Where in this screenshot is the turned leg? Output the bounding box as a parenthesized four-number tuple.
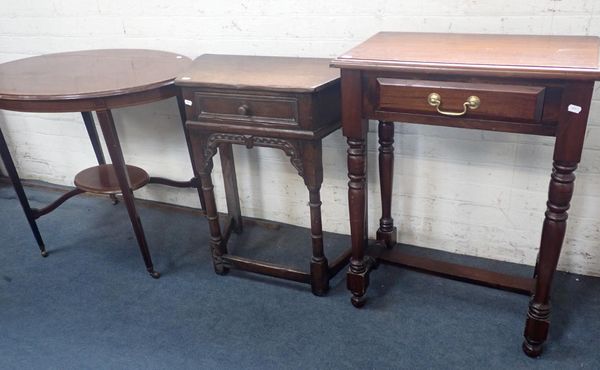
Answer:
(0, 126, 47, 256)
(176, 94, 206, 212)
(301, 140, 329, 296)
(341, 70, 373, 308)
(188, 133, 229, 275)
(376, 120, 397, 248)
(96, 109, 159, 279)
(346, 137, 374, 307)
(523, 81, 593, 357)
(219, 143, 243, 233)
(81, 111, 118, 205)
(523, 161, 575, 356)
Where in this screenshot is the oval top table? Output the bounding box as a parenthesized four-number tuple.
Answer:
(0, 49, 201, 278)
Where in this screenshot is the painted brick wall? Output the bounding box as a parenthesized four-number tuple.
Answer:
(1, 1, 600, 276)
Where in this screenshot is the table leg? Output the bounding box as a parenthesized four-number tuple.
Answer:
(301, 140, 329, 296)
(176, 94, 206, 213)
(95, 109, 159, 279)
(376, 120, 397, 248)
(0, 126, 47, 257)
(523, 81, 593, 357)
(219, 143, 243, 233)
(341, 70, 373, 308)
(188, 133, 229, 275)
(81, 111, 118, 205)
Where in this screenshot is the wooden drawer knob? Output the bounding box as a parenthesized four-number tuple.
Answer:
(237, 104, 251, 116)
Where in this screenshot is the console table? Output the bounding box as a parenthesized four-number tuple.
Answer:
(177, 55, 350, 295)
(0, 49, 203, 278)
(331, 32, 600, 356)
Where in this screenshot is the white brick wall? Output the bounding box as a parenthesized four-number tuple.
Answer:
(1, 1, 600, 276)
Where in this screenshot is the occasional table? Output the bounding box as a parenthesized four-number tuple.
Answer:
(177, 55, 350, 295)
(331, 32, 600, 356)
(0, 49, 203, 278)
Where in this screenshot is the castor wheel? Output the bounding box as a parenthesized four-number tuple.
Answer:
(522, 340, 543, 358)
(148, 270, 161, 279)
(40, 250, 49, 258)
(110, 194, 119, 205)
(351, 295, 366, 308)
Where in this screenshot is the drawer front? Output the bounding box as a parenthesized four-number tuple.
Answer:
(194, 92, 298, 125)
(376, 78, 546, 122)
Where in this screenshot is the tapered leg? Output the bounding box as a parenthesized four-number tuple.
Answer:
(95, 109, 159, 279)
(0, 126, 47, 256)
(81, 111, 118, 205)
(188, 133, 229, 275)
(523, 81, 593, 357)
(219, 143, 243, 233)
(376, 121, 397, 248)
(301, 140, 329, 296)
(176, 94, 206, 213)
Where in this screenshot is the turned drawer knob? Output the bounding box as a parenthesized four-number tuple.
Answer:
(237, 104, 251, 116)
(427, 93, 480, 117)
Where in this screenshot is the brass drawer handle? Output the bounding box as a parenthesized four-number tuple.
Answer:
(427, 93, 480, 117)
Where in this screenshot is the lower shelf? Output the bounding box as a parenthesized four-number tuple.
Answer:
(74, 164, 149, 194)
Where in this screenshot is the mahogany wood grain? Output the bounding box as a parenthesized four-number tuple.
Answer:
(372, 246, 535, 295)
(177, 54, 339, 93)
(376, 121, 396, 248)
(180, 55, 349, 295)
(335, 31, 600, 357)
(0, 49, 190, 101)
(74, 164, 149, 194)
(195, 92, 299, 126)
(0, 49, 197, 278)
(222, 255, 311, 284)
(377, 78, 546, 122)
(332, 32, 600, 79)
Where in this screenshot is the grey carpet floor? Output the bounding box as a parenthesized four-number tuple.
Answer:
(0, 182, 599, 369)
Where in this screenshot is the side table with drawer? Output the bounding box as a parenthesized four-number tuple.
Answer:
(177, 55, 351, 295)
(331, 32, 600, 356)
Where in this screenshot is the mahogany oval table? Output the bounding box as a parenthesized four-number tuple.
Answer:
(0, 49, 202, 278)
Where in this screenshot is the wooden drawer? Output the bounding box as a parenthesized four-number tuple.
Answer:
(376, 78, 546, 122)
(194, 91, 298, 126)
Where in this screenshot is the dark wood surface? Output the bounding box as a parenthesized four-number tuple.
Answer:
(74, 164, 149, 194)
(0, 49, 197, 278)
(332, 32, 600, 79)
(377, 78, 546, 122)
(0, 49, 191, 101)
(336, 31, 600, 357)
(182, 55, 349, 295)
(176, 54, 340, 93)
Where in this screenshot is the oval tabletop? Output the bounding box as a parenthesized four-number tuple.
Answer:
(0, 49, 192, 111)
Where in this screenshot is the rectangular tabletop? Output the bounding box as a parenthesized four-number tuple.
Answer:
(176, 54, 339, 93)
(331, 32, 600, 79)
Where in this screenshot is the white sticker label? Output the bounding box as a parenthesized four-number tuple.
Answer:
(568, 104, 582, 114)
(180, 76, 191, 80)
(176, 55, 183, 59)
(184, 99, 192, 106)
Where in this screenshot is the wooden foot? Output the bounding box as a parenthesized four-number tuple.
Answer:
(376, 227, 397, 249)
(310, 257, 329, 296)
